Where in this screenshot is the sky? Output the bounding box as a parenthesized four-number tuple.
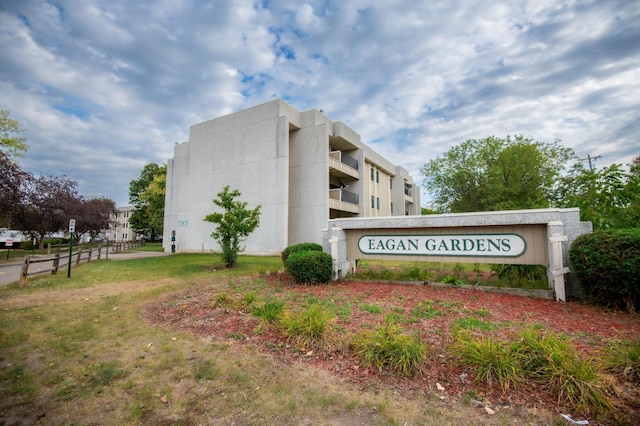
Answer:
(1, 0, 639, 207)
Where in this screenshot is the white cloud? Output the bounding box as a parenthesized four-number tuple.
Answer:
(0, 0, 638, 205)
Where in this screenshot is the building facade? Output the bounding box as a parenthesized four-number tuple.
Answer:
(112, 205, 138, 242)
(163, 99, 420, 255)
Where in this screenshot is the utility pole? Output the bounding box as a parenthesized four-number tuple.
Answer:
(578, 154, 602, 171)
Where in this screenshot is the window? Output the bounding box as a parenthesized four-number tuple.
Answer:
(370, 167, 374, 181)
(371, 195, 375, 209)
(376, 170, 379, 183)
(376, 197, 380, 210)
(390, 202, 394, 214)
(390, 179, 393, 190)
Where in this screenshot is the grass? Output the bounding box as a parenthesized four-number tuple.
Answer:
(453, 330, 524, 392)
(1, 252, 623, 424)
(352, 260, 548, 289)
(2, 254, 428, 424)
(281, 304, 336, 349)
(350, 319, 427, 376)
(603, 338, 640, 381)
(453, 326, 613, 417)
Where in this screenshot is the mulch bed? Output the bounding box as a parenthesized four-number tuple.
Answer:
(145, 273, 640, 423)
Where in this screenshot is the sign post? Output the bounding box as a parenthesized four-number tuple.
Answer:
(67, 219, 76, 278)
(5, 238, 12, 261)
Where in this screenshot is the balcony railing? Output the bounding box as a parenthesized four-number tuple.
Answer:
(340, 152, 359, 171)
(329, 188, 359, 205)
(329, 151, 359, 171)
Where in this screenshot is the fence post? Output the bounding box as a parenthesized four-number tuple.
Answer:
(19, 256, 31, 286)
(97, 244, 102, 260)
(76, 249, 81, 265)
(87, 248, 92, 263)
(52, 252, 60, 275)
(47, 243, 51, 255)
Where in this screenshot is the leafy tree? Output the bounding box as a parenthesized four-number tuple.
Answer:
(552, 160, 640, 230)
(421, 207, 439, 215)
(15, 174, 82, 250)
(70, 197, 117, 242)
(0, 152, 29, 228)
(421, 135, 573, 212)
(0, 110, 28, 159)
(129, 163, 166, 240)
(203, 186, 261, 267)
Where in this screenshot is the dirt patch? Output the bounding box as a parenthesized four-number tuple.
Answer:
(145, 274, 640, 424)
(0, 278, 176, 309)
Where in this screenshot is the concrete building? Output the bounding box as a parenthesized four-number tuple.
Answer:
(112, 205, 138, 242)
(163, 99, 420, 255)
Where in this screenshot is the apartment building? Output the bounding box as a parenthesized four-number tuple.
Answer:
(112, 205, 137, 242)
(163, 99, 420, 254)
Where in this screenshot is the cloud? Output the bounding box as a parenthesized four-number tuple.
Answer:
(0, 0, 638, 206)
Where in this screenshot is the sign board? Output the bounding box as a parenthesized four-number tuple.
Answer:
(178, 220, 189, 227)
(5, 238, 13, 247)
(105, 232, 111, 240)
(69, 219, 76, 233)
(358, 234, 526, 257)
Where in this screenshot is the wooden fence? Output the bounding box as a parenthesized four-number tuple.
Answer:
(19, 240, 144, 286)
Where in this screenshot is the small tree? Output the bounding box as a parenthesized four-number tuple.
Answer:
(203, 186, 261, 267)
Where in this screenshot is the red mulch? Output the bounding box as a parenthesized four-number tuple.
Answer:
(145, 273, 640, 423)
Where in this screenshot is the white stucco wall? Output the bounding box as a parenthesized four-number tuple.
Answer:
(164, 101, 293, 255)
(163, 99, 421, 255)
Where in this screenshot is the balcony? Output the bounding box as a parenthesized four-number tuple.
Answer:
(329, 151, 360, 179)
(404, 183, 414, 201)
(329, 188, 360, 214)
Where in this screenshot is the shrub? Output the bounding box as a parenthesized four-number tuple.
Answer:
(281, 242, 323, 263)
(284, 250, 332, 284)
(569, 229, 640, 310)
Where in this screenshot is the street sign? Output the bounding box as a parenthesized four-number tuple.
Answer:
(5, 238, 13, 247)
(69, 219, 76, 233)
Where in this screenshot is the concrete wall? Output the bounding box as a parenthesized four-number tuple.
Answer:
(164, 99, 421, 255)
(164, 101, 293, 255)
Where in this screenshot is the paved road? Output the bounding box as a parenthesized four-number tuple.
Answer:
(0, 251, 170, 287)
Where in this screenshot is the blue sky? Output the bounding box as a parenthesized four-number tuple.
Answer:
(1, 0, 638, 207)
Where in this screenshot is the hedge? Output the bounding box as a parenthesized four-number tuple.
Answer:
(284, 250, 333, 284)
(569, 229, 640, 310)
(281, 242, 323, 263)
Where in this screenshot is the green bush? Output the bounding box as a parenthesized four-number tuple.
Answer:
(284, 250, 332, 284)
(569, 229, 640, 310)
(281, 242, 323, 263)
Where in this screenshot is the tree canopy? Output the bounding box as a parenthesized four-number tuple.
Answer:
(128, 163, 166, 240)
(421, 135, 573, 213)
(203, 186, 261, 267)
(552, 159, 640, 230)
(0, 110, 28, 159)
(14, 174, 81, 249)
(0, 152, 28, 228)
